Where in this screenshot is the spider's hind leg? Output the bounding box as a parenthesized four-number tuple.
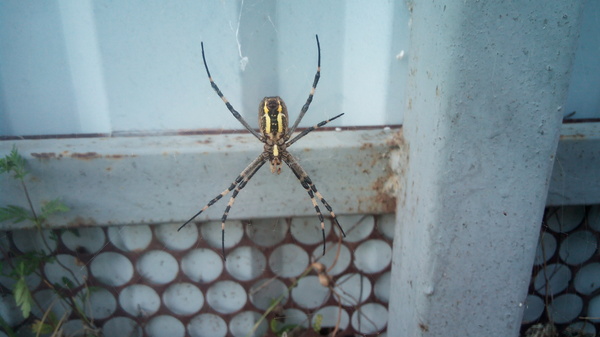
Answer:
(218, 158, 266, 258)
(179, 154, 267, 260)
(178, 180, 239, 232)
(282, 154, 346, 256)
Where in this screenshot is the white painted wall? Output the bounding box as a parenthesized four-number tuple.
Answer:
(0, 0, 409, 137)
(564, 0, 600, 120)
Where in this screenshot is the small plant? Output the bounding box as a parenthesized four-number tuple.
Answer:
(0, 146, 100, 337)
(0, 146, 69, 231)
(249, 258, 344, 337)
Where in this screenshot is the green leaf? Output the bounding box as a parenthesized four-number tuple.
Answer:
(276, 324, 299, 335)
(13, 277, 33, 318)
(13, 280, 25, 302)
(0, 145, 28, 179)
(41, 199, 69, 217)
(31, 320, 54, 334)
(86, 286, 102, 293)
(48, 230, 59, 242)
(0, 205, 32, 223)
(19, 253, 49, 275)
(3, 255, 45, 281)
(15, 260, 27, 277)
(62, 277, 75, 290)
(312, 314, 323, 332)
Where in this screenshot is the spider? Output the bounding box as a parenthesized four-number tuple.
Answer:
(178, 35, 346, 258)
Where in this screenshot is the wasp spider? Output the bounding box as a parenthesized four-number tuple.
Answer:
(179, 35, 346, 258)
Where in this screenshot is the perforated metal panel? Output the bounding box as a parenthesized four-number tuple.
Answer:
(521, 205, 600, 336)
(0, 214, 394, 337)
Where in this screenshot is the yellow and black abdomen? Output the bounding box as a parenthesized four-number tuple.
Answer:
(258, 96, 289, 137)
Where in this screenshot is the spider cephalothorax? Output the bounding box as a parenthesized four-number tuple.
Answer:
(178, 35, 346, 259)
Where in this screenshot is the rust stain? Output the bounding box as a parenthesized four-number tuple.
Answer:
(366, 128, 405, 213)
(559, 133, 585, 140)
(350, 128, 406, 214)
(371, 174, 397, 214)
(196, 139, 212, 144)
(71, 152, 102, 160)
(69, 152, 137, 160)
(359, 142, 374, 150)
(67, 216, 98, 227)
(31, 152, 58, 160)
(369, 152, 380, 168)
(105, 154, 134, 159)
(386, 128, 405, 149)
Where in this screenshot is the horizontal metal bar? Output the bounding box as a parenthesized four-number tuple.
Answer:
(1, 122, 597, 230)
(0, 128, 400, 229)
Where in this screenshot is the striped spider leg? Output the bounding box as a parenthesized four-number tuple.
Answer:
(179, 35, 345, 259)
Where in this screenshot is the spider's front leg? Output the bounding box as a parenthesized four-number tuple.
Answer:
(201, 41, 262, 140)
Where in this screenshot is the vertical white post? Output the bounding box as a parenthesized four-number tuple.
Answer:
(388, 1, 584, 336)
